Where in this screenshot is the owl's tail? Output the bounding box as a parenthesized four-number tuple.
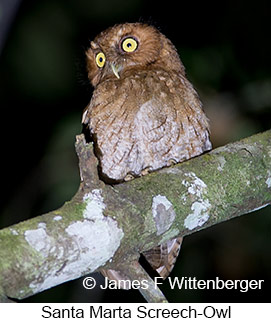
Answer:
(100, 237, 182, 290)
(143, 237, 183, 279)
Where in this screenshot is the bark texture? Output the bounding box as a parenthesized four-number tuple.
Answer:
(0, 130, 270, 302)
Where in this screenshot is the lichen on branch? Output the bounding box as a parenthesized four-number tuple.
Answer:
(0, 130, 270, 302)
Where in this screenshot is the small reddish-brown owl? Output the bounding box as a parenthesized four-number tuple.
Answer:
(82, 23, 211, 283)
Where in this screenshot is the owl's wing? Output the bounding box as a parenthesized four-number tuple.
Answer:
(134, 76, 211, 171)
(81, 79, 143, 181)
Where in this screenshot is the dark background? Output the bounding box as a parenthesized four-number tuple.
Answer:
(0, 0, 270, 302)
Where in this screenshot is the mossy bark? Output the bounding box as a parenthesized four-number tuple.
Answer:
(0, 130, 270, 302)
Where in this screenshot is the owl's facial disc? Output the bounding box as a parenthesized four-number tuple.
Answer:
(108, 37, 138, 79)
(94, 50, 120, 79)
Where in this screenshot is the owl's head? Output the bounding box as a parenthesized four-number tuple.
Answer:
(86, 23, 185, 86)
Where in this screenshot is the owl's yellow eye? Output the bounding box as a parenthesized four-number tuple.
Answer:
(96, 52, 106, 68)
(121, 37, 138, 53)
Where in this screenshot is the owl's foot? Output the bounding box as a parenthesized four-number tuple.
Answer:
(124, 173, 135, 181)
(141, 167, 152, 177)
(124, 168, 151, 181)
(167, 159, 177, 167)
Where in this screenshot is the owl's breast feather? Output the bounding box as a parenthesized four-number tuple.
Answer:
(85, 72, 211, 182)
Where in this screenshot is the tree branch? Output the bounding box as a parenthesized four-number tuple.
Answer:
(125, 260, 168, 303)
(0, 130, 270, 302)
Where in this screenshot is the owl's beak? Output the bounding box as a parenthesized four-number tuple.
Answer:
(111, 63, 120, 79)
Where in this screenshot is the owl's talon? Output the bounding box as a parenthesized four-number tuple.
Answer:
(167, 159, 177, 167)
(124, 173, 135, 181)
(141, 167, 151, 176)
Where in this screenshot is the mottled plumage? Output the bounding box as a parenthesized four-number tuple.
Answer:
(82, 23, 211, 283)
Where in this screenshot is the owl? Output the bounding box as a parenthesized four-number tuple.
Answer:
(82, 23, 212, 284)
